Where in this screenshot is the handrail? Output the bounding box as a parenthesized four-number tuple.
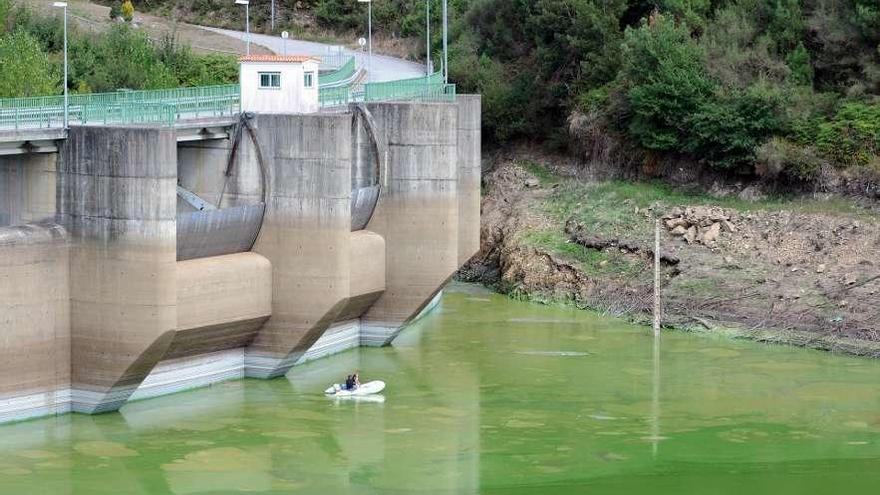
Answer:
(0, 75, 455, 130)
(319, 57, 357, 87)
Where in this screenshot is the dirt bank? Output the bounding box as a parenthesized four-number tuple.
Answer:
(461, 150, 880, 357)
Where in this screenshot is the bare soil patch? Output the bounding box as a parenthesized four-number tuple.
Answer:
(462, 149, 880, 356)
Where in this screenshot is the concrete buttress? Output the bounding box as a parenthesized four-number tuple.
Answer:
(59, 126, 178, 413)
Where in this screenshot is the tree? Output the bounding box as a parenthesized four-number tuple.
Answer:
(620, 13, 714, 151)
(0, 29, 58, 97)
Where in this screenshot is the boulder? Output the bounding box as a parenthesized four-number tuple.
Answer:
(701, 222, 722, 245)
(670, 225, 687, 236)
(684, 226, 697, 244)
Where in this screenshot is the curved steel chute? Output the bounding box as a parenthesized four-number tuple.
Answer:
(176, 113, 269, 261)
(349, 104, 387, 231)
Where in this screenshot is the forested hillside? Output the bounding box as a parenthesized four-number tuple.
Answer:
(4, 0, 880, 186)
(119, 0, 880, 186)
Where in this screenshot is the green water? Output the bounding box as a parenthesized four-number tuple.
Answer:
(2, 284, 880, 494)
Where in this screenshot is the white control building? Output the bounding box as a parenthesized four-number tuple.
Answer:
(239, 55, 320, 114)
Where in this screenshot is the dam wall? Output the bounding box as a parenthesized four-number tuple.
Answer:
(0, 224, 70, 423)
(59, 126, 179, 414)
(0, 154, 57, 227)
(360, 102, 461, 346)
(0, 97, 481, 424)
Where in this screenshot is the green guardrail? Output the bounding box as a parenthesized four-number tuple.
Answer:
(320, 72, 454, 108)
(0, 75, 455, 130)
(319, 57, 357, 87)
(0, 84, 240, 130)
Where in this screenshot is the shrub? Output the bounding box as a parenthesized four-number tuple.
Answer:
(756, 138, 824, 181)
(814, 102, 880, 167)
(685, 86, 783, 170)
(121, 1, 135, 23)
(620, 13, 714, 152)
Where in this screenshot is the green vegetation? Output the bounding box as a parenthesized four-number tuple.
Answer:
(539, 176, 872, 241)
(521, 228, 644, 279)
(0, 0, 237, 97)
(442, 0, 880, 181)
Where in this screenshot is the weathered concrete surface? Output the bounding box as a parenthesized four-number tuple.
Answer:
(360, 102, 461, 346)
(59, 126, 178, 414)
(0, 154, 58, 227)
(336, 230, 386, 321)
(241, 113, 355, 378)
(457, 95, 482, 266)
(168, 252, 272, 359)
(0, 223, 71, 423)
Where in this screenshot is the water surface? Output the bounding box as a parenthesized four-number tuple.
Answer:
(2, 284, 880, 494)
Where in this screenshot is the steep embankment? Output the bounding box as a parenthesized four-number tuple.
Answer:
(461, 151, 880, 356)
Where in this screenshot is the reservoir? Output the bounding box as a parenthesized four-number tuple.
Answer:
(1, 284, 879, 494)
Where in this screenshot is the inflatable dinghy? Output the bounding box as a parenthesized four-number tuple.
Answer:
(324, 380, 386, 397)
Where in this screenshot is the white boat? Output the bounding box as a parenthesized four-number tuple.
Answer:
(324, 380, 386, 397)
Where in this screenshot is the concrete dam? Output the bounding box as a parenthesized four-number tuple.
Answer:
(0, 96, 481, 424)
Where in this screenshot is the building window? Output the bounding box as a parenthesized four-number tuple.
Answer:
(304, 71, 315, 88)
(259, 72, 281, 89)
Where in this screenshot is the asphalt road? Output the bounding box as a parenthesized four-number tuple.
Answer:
(202, 27, 427, 82)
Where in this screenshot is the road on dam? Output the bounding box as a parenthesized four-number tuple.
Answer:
(202, 26, 427, 82)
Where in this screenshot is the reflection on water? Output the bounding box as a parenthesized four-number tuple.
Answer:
(2, 283, 880, 494)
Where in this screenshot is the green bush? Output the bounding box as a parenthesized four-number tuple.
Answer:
(756, 138, 824, 181)
(620, 13, 713, 152)
(812, 103, 880, 167)
(0, 29, 58, 97)
(685, 86, 783, 169)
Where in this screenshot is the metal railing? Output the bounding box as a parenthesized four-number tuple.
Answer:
(0, 75, 455, 130)
(319, 57, 357, 87)
(0, 85, 240, 130)
(320, 72, 455, 108)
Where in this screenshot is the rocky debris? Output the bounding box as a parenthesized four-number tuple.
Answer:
(663, 206, 735, 247)
(525, 178, 540, 188)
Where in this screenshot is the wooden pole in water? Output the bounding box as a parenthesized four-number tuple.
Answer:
(653, 219, 661, 336)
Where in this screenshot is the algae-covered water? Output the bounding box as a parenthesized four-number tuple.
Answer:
(2, 284, 880, 494)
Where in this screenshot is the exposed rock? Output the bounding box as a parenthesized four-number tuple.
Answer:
(701, 222, 722, 245)
(684, 226, 697, 244)
(670, 225, 687, 236)
(738, 185, 766, 202)
(816, 264, 826, 274)
(525, 178, 540, 188)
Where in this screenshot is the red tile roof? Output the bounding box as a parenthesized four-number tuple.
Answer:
(239, 55, 321, 63)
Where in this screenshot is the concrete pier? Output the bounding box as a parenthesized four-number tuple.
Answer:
(360, 102, 462, 346)
(59, 126, 179, 413)
(0, 96, 481, 424)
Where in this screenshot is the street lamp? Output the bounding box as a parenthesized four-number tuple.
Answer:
(53, 1, 68, 130)
(235, 0, 250, 56)
(442, 0, 448, 83)
(357, 0, 372, 80)
(426, 0, 430, 75)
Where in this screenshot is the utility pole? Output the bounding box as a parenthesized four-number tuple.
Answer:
(271, 0, 275, 31)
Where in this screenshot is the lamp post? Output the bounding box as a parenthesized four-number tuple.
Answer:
(442, 0, 448, 83)
(426, 0, 431, 75)
(357, 0, 372, 80)
(235, 0, 250, 56)
(53, 2, 68, 129)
